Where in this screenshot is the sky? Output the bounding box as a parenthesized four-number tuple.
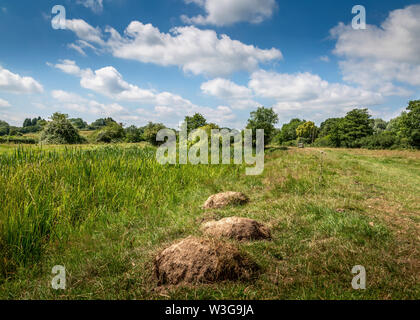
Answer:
(0, 0, 419, 129)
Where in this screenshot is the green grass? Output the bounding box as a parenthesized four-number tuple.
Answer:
(0, 145, 418, 299)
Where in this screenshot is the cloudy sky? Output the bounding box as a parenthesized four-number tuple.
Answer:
(0, 0, 419, 128)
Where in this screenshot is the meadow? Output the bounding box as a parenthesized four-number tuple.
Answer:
(0, 144, 419, 299)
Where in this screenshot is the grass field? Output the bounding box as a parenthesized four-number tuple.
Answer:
(0, 144, 419, 299)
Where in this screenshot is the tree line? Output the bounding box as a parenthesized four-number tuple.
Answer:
(0, 100, 419, 149)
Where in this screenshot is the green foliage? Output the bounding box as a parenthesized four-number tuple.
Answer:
(0, 120, 9, 136)
(358, 132, 397, 149)
(399, 100, 420, 148)
(143, 122, 167, 146)
(246, 106, 279, 146)
(124, 125, 144, 143)
(185, 113, 207, 133)
(0, 136, 37, 144)
(20, 117, 43, 134)
(372, 118, 388, 134)
(40, 113, 85, 145)
(296, 121, 318, 143)
(94, 122, 125, 143)
(313, 135, 336, 147)
(275, 118, 305, 145)
(340, 109, 374, 148)
(69, 118, 88, 130)
(89, 118, 117, 130)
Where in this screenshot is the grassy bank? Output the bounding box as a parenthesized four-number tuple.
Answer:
(0, 145, 418, 299)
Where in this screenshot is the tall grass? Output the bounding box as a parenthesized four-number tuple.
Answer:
(0, 145, 243, 279)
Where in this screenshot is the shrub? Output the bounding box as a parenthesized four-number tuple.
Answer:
(39, 113, 85, 145)
(94, 122, 125, 143)
(313, 135, 336, 147)
(0, 136, 37, 144)
(125, 125, 144, 143)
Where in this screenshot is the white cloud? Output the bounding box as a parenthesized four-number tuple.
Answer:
(182, 0, 277, 26)
(0, 98, 10, 107)
(65, 19, 105, 46)
(77, 0, 104, 14)
(200, 70, 385, 123)
(50, 89, 126, 116)
(51, 90, 86, 103)
(249, 70, 383, 108)
(65, 19, 282, 77)
(48, 60, 82, 76)
(51, 60, 237, 127)
(0, 66, 43, 94)
(201, 78, 259, 110)
(330, 5, 420, 93)
(201, 78, 252, 99)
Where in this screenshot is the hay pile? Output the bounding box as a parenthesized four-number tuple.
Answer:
(154, 237, 257, 285)
(201, 217, 271, 241)
(203, 192, 249, 209)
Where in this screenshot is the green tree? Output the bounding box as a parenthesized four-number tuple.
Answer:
(0, 120, 9, 136)
(246, 107, 279, 146)
(89, 118, 116, 130)
(22, 118, 32, 128)
(372, 118, 388, 134)
(125, 125, 144, 143)
(143, 122, 167, 146)
(319, 118, 341, 138)
(296, 121, 318, 143)
(40, 113, 85, 144)
(340, 108, 374, 148)
(69, 118, 88, 130)
(275, 118, 305, 144)
(185, 113, 207, 133)
(400, 100, 420, 148)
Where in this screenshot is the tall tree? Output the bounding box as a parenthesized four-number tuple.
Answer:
(400, 100, 420, 148)
(340, 108, 374, 147)
(246, 107, 279, 146)
(185, 113, 207, 133)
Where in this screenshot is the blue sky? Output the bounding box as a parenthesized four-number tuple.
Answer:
(0, 0, 419, 128)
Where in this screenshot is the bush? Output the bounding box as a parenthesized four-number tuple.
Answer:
(40, 113, 85, 145)
(94, 122, 125, 143)
(125, 125, 144, 143)
(358, 132, 396, 149)
(0, 136, 37, 144)
(313, 135, 337, 148)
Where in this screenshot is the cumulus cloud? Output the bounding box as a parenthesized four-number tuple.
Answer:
(64, 19, 282, 77)
(51, 89, 126, 116)
(330, 4, 420, 94)
(201, 78, 259, 110)
(200, 70, 385, 122)
(249, 70, 383, 109)
(201, 78, 252, 99)
(51, 60, 237, 127)
(182, 0, 277, 26)
(0, 98, 10, 107)
(0, 66, 43, 94)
